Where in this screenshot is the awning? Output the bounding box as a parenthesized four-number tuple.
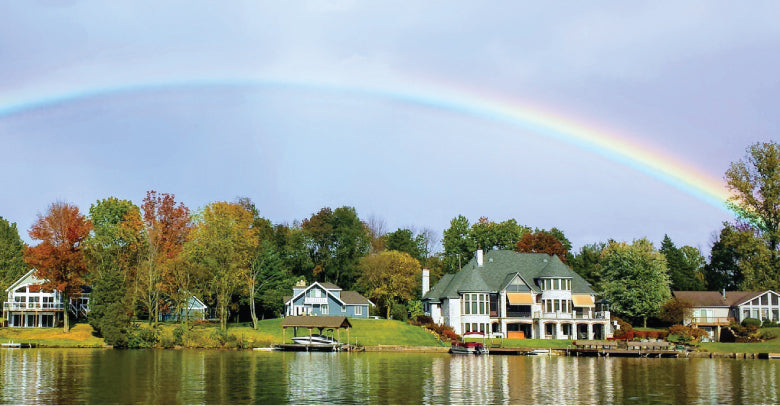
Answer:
(506, 292, 535, 305)
(572, 295, 595, 307)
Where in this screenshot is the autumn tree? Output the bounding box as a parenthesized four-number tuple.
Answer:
(658, 297, 694, 325)
(139, 191, 191, 324)
(185, 202, 257, 330)
(25, 202, 93, 332)
(84, 198, 144, 346)
(357, 251, 421, 319)
(0, 216, 27, 293)
(600, 238, 671, 327)
(515, 230, 569, 263)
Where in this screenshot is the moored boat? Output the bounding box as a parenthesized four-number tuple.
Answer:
(450, 341, 487, 355)
(291, 334, 339, 345)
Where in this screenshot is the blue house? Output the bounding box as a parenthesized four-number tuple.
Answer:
(284, 280, 373, 319)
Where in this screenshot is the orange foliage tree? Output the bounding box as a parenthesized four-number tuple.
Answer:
(139, 191, 192, 324)
(24, 202, 92, 332)
(515, 231, 569, 263)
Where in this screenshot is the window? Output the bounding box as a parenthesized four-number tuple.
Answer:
(744, 309, 750, 319)
(355, 306, 362, 316)
(462, 294, 489, 315)
(762, 295, 768, 305)
(341, 305, 347, 313)
(773, 294, 779, 306)
(321, 305, 328, 315)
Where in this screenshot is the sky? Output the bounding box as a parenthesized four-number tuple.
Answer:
(1, 1, 778, 255)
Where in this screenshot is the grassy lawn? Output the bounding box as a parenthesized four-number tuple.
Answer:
(235, 318, 442, 347)
(0, 323, 106, 347)
(463, 336, 574, 349)
(697, 327, 780, 353)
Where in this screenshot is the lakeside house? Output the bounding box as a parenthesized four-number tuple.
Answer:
(2, 269, 89, 328)
(673, 290, 780, 341)
(158, 295, 209, 322)
(284, 280, 373, 319)
(422, 249, 612, 340)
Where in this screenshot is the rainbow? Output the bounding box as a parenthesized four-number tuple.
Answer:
(0, 76, 731, 212)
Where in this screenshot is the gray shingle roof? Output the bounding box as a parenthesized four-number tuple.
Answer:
(423, 250, 594, 300)
(340, 291, 372, 305)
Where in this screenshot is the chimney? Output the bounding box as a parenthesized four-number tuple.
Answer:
(476, 249, 484, 267)
(422, 269, 430, 296)
(722, 289, 726, 299)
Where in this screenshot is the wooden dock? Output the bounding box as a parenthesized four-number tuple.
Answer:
(1, 342, 37, 349)
(569, 340, 679, 358)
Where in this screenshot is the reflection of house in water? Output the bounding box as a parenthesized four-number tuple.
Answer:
(285, 353, 371, 404)
(426, 355, 510, 404)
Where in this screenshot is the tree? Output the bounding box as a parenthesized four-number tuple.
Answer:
(24, 202, 93, 332)
(726, 141, 780, 255)
(660, 235, 705, 291)
(570, 242, 606, 291)
(442, 215, 475, 273)
(301, 206, 370, 289)
(385, 228, 424, 261)
(600, 238, 671, 327)
(186, 202, 257, 330)
(138, 191, 191, 324)
(705, 223, 777, 291)
(84, 197, 145, 346)
(722, 141, 780, 291)
(357, 251, 421, 319)
(0, 217, 27, 293)
(658, 298, 694, 325)
(515, 230, 569, 263)
(250, 240, 296, 322)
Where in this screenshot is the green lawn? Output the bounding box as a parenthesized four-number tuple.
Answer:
(698, 327, 780, 353)
(0, 323, 106, 347)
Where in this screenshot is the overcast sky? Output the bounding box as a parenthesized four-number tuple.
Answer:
(2, 1, 777, 254)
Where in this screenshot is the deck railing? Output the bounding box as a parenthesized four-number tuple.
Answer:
(691, 316, 733, 325)
(3, 302, 64, 310)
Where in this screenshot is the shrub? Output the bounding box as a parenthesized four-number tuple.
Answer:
(391, 303, 408, 321)
(658, 298, 694, 325)
(210, 328, 229, 347)
(762, 319, 779, 328)
(742, 318, 762, 329)
(667, 324, 708, 344)
(611, 316, 633, 339)
(128, 324, 160, 349)
(409, 315, 434, 326)
(173, 324, 187, 346)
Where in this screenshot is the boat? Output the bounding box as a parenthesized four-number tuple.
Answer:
(290, 334, 339, 345)
(450, 341, 487, 355)
(523, 349, 551, 356)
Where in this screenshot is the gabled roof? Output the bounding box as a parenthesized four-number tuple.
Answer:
(673, 290, 774, 307)
(285, 281, 373, 307)
(423, 250, 594, 301)
(6, 269, 46, 292)
(340, 291, 373, 306)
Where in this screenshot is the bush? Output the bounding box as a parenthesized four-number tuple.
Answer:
(173, 324, 187, 346)
(611, 316, 634, 339)
(128, 324, 160, 349)
(742, 318, 762, 329)
(409, 315, 433, 326)
(667, 324, 708, 344)
(762, 318, 779, 328)
(391, 303, 408, 321)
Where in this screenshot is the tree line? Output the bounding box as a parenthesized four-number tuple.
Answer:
(0, 141, 778, 335)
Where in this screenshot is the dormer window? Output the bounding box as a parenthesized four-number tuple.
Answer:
(541, 278, 571, 291)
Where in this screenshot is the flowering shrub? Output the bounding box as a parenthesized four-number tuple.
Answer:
(667, 324, 708, 344)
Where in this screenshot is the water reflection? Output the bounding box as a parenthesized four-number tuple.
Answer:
(0, 349, 778, 404)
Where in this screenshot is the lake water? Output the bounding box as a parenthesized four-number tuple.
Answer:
(0, 349, 778, 404)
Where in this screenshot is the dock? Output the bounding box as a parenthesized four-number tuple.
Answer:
(568, 340, 679, 358)
(1, 342, 37, 349)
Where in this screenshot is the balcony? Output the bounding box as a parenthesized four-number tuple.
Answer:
(3, 302, 64, 311)
(303, 297, 328, 305)
(691, 316, 733, 326)
(505, 311, 533, 318)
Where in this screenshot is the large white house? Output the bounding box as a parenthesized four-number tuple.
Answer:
(2, 269, 88, 328)
(673, 290, 780, 341)
(423, 249, 612, 340)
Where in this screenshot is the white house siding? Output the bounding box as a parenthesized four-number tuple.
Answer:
(737, 291, 780, 322)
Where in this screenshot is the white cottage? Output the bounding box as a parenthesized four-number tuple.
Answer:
(2, 269, 76, 327)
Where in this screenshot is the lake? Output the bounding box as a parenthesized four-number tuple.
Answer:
(0, 349, 778, 404)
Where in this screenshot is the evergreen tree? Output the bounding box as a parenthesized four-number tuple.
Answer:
(0, 216, 27, 293)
